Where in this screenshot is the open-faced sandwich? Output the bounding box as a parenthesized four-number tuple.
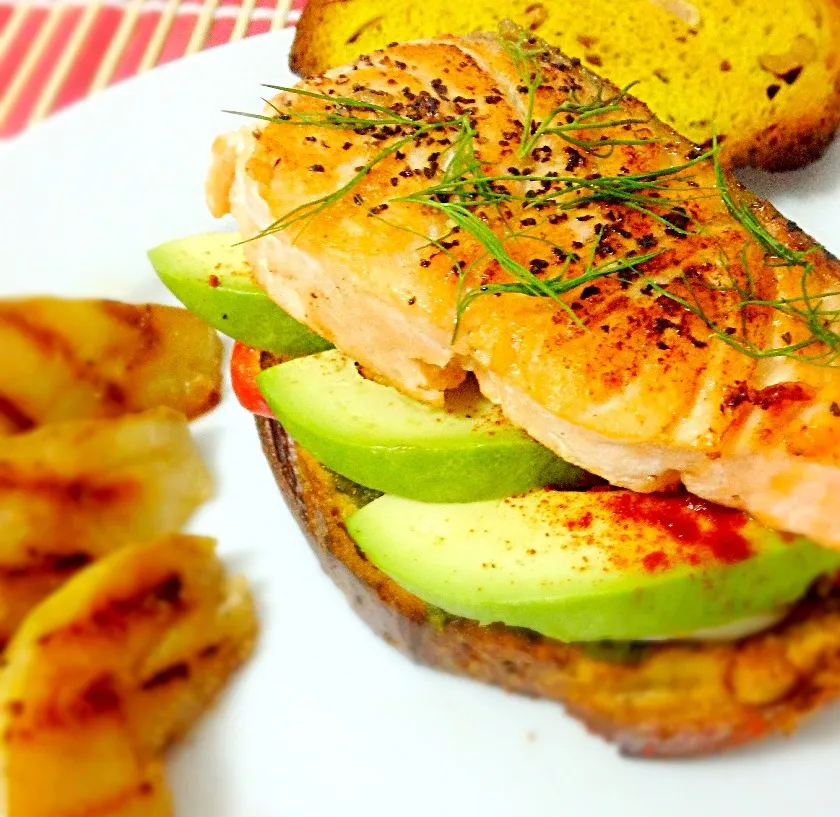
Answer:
(150, 25, 840, 757)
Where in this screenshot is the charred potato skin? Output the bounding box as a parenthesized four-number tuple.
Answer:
(258, 416, 840, 758)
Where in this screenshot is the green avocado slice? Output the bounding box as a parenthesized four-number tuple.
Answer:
(257, 349, 592, 503)
(347, 490, 840, 641)
(147, 232, 332, 356)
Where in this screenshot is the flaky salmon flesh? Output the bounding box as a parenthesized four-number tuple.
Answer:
(208, 28, 840, 550)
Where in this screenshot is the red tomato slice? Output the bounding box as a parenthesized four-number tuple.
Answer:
(230, 342, 274, 418)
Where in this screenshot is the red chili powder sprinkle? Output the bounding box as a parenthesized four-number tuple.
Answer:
(642, 550, 669, 571)
(567, 511, 593, 531)
(208, 274, 221, 288)
(606, 492, 752, 572)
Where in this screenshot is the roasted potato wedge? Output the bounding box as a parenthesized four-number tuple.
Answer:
(0, 408, 212, 645)
(0, 534, 258, 817)
(0, 298, 223, 433)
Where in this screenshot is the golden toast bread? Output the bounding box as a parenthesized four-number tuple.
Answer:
(257, 415, 840, 757)
(290, 0, 840, 170)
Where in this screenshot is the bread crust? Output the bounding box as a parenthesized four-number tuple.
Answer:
(257, 415, 840, 757)
(290, 0, 840, 171)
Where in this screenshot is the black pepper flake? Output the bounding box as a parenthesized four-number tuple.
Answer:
(395, 60, 407, 70)
(395, 150, 406, 160)
(485, 94, 502, 104)
(572, 241, 584, 250)
(531, 145, 553, 163)
(369, 204, 389, 215)
(551, 246, 577, 261)
(399, 168, 413, 178)
(766, 84, 781, 100)
(636, 234, 658, 249)
(419, 259, 431, 268)
(564, 147, 584, 171)
(520, 217, 537, 227)
(529, 258, 550, 273)
(576, 214, 594, 222)
(308, 164, 325, 173)
(353, 194, 364, 205)
(440, 239, 459, 250)
(548, 213, 568, 225)
(663, 208, 691, 237)
(781, 331, 793, 344)
(342, 141, 352, 150)
(831, 402, 840, 417)
(390, 177, 399, 187)
(430, 78, 449, 99)
(580, 285, 601, 300)
(304, 135, 316, 142)
(408, 296, 416, 305)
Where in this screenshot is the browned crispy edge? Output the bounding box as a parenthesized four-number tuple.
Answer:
(257, 416, 840, 758)
(288, 2, 840, 171)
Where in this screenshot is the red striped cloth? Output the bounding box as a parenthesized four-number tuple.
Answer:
(0, 0, 309, 138)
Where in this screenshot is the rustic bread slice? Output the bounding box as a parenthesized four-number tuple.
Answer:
(257, 415, 840, 757)
(290, 0, 840, 170)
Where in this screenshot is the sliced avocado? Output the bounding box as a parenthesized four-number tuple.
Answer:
(257, 349, 592, 503)
(347, 490, 840, 641)
(148, 232, 332, 356)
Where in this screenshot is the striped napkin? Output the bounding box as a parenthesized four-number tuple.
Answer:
(0, 0, 308, 137)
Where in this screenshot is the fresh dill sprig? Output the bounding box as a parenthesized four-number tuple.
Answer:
(498, 24, 547, 155)
(498, 24, 657, 159)
(642, 139, 840, 365)
(231, 86, 468, 239)
(521, 83, 656, 159)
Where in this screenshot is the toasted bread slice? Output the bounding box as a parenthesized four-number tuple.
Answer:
(290, 0, 840, 170)
(257, 415, 840, 757)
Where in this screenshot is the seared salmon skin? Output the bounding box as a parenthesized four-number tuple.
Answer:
(208, 27, 840, 549)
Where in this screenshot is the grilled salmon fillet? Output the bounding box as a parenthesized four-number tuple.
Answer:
(207, 28, 840, 549)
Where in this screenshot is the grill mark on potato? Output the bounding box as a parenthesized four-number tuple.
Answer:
(0, 551, 92, 580)
(76, 674, 122, 717)
(0, 394, 36, 433)
(0, 469, 140, 507)
(140, 662, 191, 691)
(0, 309, 128, 411)
(100, 301, 163, 372)
(38, 573, 187, 646)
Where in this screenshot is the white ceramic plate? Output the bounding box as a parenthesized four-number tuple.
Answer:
(3, 28, 840, 817)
